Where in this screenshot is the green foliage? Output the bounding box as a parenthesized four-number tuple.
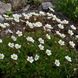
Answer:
(5, 11, 13, 17)
(55, 0, 78, 21)
(0, 30, 78, 78)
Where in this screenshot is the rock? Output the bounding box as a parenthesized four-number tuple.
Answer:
(10, 0, 27, 10)
(0, 1, 11, 14)
(41, 2, 53, 12)
(0, 15, 4, 23)
(22, 5, 30, 12)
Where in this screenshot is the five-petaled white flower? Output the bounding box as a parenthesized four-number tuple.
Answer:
(26, 36, 34, 43)
(69, 41, 75, 48)
(27, 56, 34, 63)
(58, 24, 64, 29)
(34, 54, 39, 61)
(38, 44, 44, 50)
(0, 39, 3, 43)
(11, 54, 18, 60)
(15, 44, 21, 49)
(8, 42, 14, 48)
(65, 56, 72, 62)
(68, 30, 74, 36)
(16, 30, 23, 37)
(38, 38, 44, 44)
(0, 53, 4, 59)
(46, 49, 52, 56)
(55, 59, 60, 67)
(46, 34, 51, 39)
(11, 35, 17, 41)
(70, 25, 76, 30)
(58, 40, 65, 46)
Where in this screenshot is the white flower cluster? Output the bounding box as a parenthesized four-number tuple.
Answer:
(0, 53, 18, 60)
(0, 23, 10, 28)
(0, 8, 76, 67)
(8, 42, 21, 49)
(26, 21, 43, 29)
(27, 54, 39, 63)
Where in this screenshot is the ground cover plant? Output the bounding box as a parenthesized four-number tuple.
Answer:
(0, 7, 78, 78)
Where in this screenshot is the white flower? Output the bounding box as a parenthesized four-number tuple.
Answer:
(11, 54, 18, 60)
(13, 14, 21, 22)
(58, 24, 64, 29)
(3, 14, 9, 18)
(46, 34, 51, 39)
(30, 12, 38, 16)
(58, 40, 65, 46)
(65, 56, 72, 62)
(47, 17, 52, 19)
(26, 21, 34, 29)
(69, 41, 75, 48)
(27, 56, 34, 63)
(0, 23, 6, 28)
(0, 39, 2, 43)
(34, 54, 39, 61)
(11, 35, 17, 41)
(55, 18, 61, 23)
(52, 15, 57, 20)
(45, 24, 53, 29)
(68, 30, 74, 36)
(49, 7, 55, 12)
(0, 53, 4, 59)
(26, 36, 34, 43)
(38, 38, 44, 44)
(33, 22, 42, 27)
(16, 30, 23, 37)
(39, 11, 45, 16)
(47, 13, 53, 17)
(22, 13, 31, 19)
(56, 31, 60, 35)
(61, 20, 69, 24)
(15, 44, 21, 49)
(56, 31, 66, 38)
(55, 60, 60, 67)
(75, 35, 78, 39)
(70, 25, 76, 30)
(60, 34, 66, 38)
(46, 49, 52, 56)
(4, 23, 10, 27)
(38, 44, 44, 50)
(8, 42, 14, 48)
